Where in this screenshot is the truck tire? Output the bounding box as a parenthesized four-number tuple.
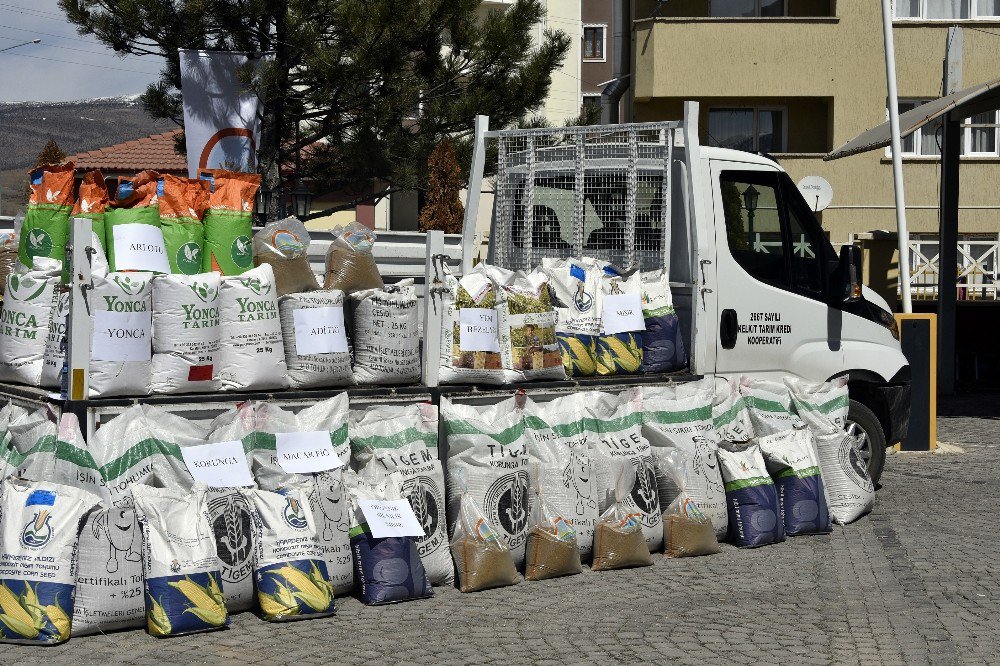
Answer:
(846, 399, 887, 484)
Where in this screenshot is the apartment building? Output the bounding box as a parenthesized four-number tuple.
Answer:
(631, 0, 1000, 262)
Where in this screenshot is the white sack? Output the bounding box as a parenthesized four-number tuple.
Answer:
(349, 281, 421, 385)
(218, 263, 287, 390)
(278, 290, 354, 389)
(150, 272, 222, 394)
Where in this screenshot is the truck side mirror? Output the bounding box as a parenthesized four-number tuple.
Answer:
(838, 244, 863, 303)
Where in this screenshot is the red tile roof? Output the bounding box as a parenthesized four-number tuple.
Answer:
(68, 129, 188, 175)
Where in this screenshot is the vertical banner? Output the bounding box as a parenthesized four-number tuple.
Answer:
(179, 49, 262, 178)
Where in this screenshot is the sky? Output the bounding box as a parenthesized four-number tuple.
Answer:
(0, 0, 164, 102)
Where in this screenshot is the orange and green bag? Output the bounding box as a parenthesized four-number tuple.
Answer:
(200, 170, 259, 275)
(71, 169, 110, 250)
(160, 175, 209, 275)
(21, 162, 75, 267)
(105, 170, 162, 271)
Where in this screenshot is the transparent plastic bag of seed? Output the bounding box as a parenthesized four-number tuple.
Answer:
(662, 494, 721, 558)
(524, 465, 582, 581)
(450, 490, 520, 592)
(252, 216, 319, 297)
(323, 222, 384, 294)
(591, 459, 653, 571)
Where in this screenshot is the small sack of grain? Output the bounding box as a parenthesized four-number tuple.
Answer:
(591, 461, 653, 571)
(253, 217, 319, 297)
(323, 222, 383, 294)
(662, 495, 721, 558)
(523, 472, 581, 581)
(450, 490, 520, 593)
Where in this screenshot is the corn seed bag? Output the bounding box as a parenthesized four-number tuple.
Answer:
(106, 171, 164, 272)
(639, 270, 686, 373)
(717, 442, 785, 548)
(541, 257, 602, 377)
(584, 390, 662, 552)
(784, 377, 850, 433)
(712, 377, 755, 442)
(245, 487, 335, 621)
(814, 430, 875, 525)
(160, 174, 209, 275)
(758, 429, 831, 536)
(0, 479, 100, 645)
(131, 483, 229, 637)
(71, 169, 110, 252)
(640, 380, 728, 539)
(522, 395, 599, 559)
(349, 282, 421, 385)
(278, 290, 355, 389)
(439, 263, 503, 385)
(200, 170, 259, 275)
(492, 267, 565, 383)
(0, 258, 61, 386)
(218, 264, 287, 391)
(442, 397, 531, 566)
(595, 268, 643, 376)
(20, 163, 75, 268)
(150, 272, 222, 394)
(739, 377, 805, 436)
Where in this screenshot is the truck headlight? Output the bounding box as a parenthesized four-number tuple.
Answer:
(875, 307, 900, 340)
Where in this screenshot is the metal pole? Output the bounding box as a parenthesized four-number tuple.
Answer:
(881, 0, 913, 313)
(67, 217, 94, 402)
(461, 115, 489, 275)
(938, 115, 960, 395)
(422, 230, 445, 388)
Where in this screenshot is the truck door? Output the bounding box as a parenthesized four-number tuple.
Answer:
(710, 161, 844, 379)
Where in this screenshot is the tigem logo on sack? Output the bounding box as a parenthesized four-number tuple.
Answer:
(400, 476, 441, 555)
(209, 494, 253, 585)
(177, 243, 202, 275)
(282, 496, 309, 530)
(570, 264, 594, 313)
(231, 236, 253, 268)
(630, 458, 660, 520)
(21, 510, 53, 549)
(485, 472, 529, 548)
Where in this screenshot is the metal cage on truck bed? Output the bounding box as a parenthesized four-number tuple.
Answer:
(488, 121, 682, 273)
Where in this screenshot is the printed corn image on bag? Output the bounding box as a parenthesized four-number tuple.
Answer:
(21, 163, 75, 268)
(540, 257, 602, 377)
(131, 483, 229, 637)
(595, 268, 643, 376)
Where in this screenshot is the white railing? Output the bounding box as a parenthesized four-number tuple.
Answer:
(907, 236, 999, 301)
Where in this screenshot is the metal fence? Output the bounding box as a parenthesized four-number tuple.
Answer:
(490, 122, 681, 272)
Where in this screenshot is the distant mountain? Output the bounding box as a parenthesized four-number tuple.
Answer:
(0, 97, 175, 172)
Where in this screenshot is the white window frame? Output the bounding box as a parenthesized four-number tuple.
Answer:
(582, 24, 606, 62)
(894, 0, 1000, 20)
(581, 93, 602, 110)
(707, 105, 788, 153)
(889, 100, 1000, 157)
(963, 110, 1000, 156)
(709, 0, 789, 17)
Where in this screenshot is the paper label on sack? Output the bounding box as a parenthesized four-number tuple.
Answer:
(602, 293, 645, 334)
(459, 308, 499, 351)
(275, 431, 345, 473)
(292, 306, 348, 355)
(92, 310, 152, 361)
(181, 440, 254, 487)
(112, 224, 170, 273)
(358, 498, 425, 538)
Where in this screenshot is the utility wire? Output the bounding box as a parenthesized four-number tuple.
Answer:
(2, 51, 160, 75)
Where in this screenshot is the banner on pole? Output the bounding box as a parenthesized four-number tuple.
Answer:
(179, 49, 262, 178)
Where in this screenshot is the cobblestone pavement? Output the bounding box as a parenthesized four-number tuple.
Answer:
(3, 395, 997, 665)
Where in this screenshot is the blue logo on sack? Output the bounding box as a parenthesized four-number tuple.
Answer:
(569, 264, 586, 282)
(283, 497, 309, 530)
(21, 511, 53, 548)
(26, 490, 55, 507)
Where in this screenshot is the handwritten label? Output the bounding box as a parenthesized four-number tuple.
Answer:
(459, 308, 499, 351)
(601, 293, 645, 334)
(112, 224, 170, 273)
(292, 306, 348, 355)
(180, 440, 253, 487)
(274, 431, 344, 473)
(91, 310, 152, 362)
(358, 498, 425, 538)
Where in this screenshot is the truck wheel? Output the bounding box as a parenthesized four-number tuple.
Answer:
(845, 399, 887, 484)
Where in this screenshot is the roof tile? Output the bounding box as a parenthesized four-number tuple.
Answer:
(66, 129, 187, 175)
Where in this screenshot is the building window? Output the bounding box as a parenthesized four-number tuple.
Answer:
(582, 94, 602, 114)
(895, 0, 1000, 19)
(710, 0, 787, 17)
(896, 101, 1000, 157)
(965, 110, 1000, 155)
(583, 25, 605, 61)
(708, 107, 786, 153)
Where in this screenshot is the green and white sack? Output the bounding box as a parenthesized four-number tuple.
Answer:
(712, 377, 755, 442)
(150, 272, 222, 394)
(583, 389, 662, 552)
(218, 264, 287, 391)
(814, 430, 875, 524)
(441, 397, 530, 566)
(522, 395, 599, 559)
(278, 290, 355, 389)
(640, 379, 728, 539)
(0, 258, 61, 386)
(784, 377, 850, 433)
(349, 281, 421, 385)
(88, 272, 153, 396)
(0, 479, 100, 645)
(439, 264, 504, 385)
(739, 377, 805, 435)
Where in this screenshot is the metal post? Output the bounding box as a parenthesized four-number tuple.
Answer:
(880, 0, 913, 313)
(67, 217, 94, 402)
(938, 113, 961, 395)
(461, 115, 489, 275)
(422, 230, 445, 388)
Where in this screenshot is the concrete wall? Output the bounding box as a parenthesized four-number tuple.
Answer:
(542, 0, 583, 124)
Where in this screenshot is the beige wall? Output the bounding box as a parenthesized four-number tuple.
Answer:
(633, 5, 1000, 242)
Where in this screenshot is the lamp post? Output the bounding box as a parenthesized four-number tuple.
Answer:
(291, 180, 312, 220)
(0, 38, 41, 54)
(255, 187, 273, 224)
(742, 184, 759, 248)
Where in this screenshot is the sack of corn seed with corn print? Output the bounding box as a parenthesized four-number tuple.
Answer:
(595, 265, 644, 376)
(491, 267, 566, 383)
(245, 487, 336, 621)
(540, 257, 602, 377)
(438, 263, 504, 385)
(131, 483, 229, 637)
(0, 479, 100, 645)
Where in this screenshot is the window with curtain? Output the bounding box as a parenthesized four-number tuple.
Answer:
(896, 0, 1000, 17)
(710, 0, 786, 16)
(583, 26, 605, 60)
(895, 102, 999, 156)
(708, 107, 786, 152)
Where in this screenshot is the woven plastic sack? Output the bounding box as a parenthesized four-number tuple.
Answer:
(640, 379, 728, 539)
(717, 442, 785, 548)
(739, 377, 805, 435)
(150, 272, 222, 394)
(200, 170, 259, 275)
(491, 266, 566, 383)
(131, 483, 229, 637)
(595, 268, 643, 376)
(784, 377, 850, 433)
(540, 257, 602, 377)
(522, 394, 599, 559)
(439, 263, 504, 385)
(0, 258, 61, 385)
(72, 169, 110, 252)
(20, 163, 75, 268)
(278, 290, 354, 389)
(591, 461, 653, 571)
(450, 491, 520, 593)
(524, 469, 582, 581)
(639, 270, 687, 373)
(159, 174, 209, 275)
(758, 429, 831, 536)
(0, 232, 18, 297)
(662, 495, 721, 558)
(89, 272, 153, 396)
(322, 222, 383, 294)
(0, 479, 100, 645)
(349, 281, 421, 385)
(814, 430, 875, 524)
(218, 263, 288, 391)
(245, 487, 336, 621)
(254, 217, 319, 297)
(442, 397, 530, 566)
(712, 377, 755, 442)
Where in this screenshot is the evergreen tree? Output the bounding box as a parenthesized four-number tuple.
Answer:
(418, 139, 465, 234)
(34, 139, 66, 168)
(61, 0, 570, 219)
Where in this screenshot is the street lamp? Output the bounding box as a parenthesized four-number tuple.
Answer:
(291, 180, 312, 220)
(742, 184, 759, 246)
(255, 187, 274, 223)
(0, 39, 41, 54)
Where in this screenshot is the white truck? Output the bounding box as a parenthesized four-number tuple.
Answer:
(457, 102, 909, 481)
